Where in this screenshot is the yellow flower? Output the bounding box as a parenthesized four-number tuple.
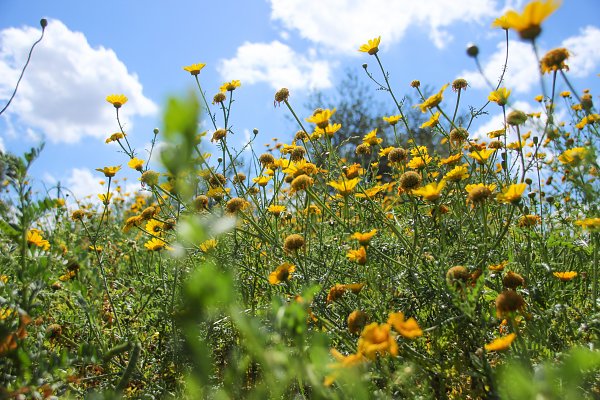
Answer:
(558, 147, 590, 165)
(105, 132, 126, 143)
(388, 312, 423, 339)
(199, 238, 218, 252)
(575, 217, 600, 230)
(123, 215, 142, 233)
(350, 229, 377, 246)
(362, 129, 382, 146)
(268, 262, 296, 284)
(106, 94, 128, 108)
(283, 159, 318, 177)
(357, 323, 398, 360)
(468, 148, 496, 164)
(127, 157, 144, 172)
(306, 108, 336, 129)
(347, 247, 367, 265)
(326, 283, 365, 303)
(407, 155, 433, 169)
(540, 48, 569, 74)
(420, 111, 441, 128)
(95, 165, 121, 178)
(553, 271, 577, 281)
(219, 80, 241, 92)
(496, 183, 527, 204)
(488, 88, 511, 106)
(267, 204, 286, 216)
(26, 229, 50, 251)
(440, 153, 463, 165)
(484, 333, 516, 352)
(518, 214, 541, 227)
(444, 165, 469, 182)
(252, 175, 272, 187)
(328, 177, 360, 197)
(466, 183, 497, 204)
(98, 193, 113, 205)
(489, 260, 508, 272)
(314, 123, 342, 138)
(183, 63, 206, 76)
(358, 36, 381, 55)
(560, 91, 571, 98)
(415, 84, 449, 113)
(412, 181, 446, 202)
(383, 115, 402, 126)
(492, 0, 560, 40)
(145, 219, 164, 236)
(144, 238, 170, 251)
(324, 349, 366, 386)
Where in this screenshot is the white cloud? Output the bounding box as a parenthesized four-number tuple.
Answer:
(219, 40, 333, 90)
(562, 26, 600, 77)
(460, 25, 600, 93)
(269, 0, 500, 52)
(0, 19, 157, 144)
(0, 136, 4, 152)
(64, 167, 102, 203)
(472, 101, 536, 140)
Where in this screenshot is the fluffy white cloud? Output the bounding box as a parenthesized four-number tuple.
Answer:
(269, 0, 500, 52)
(472, 100, 536, 140)
(219, 40, 333, 90)
(0, 19, 157, 144)
(562, 26, 600, 77)
(63, 167, 102, 203)
(0, 136, 4, 152)
(460, 25, 600, 93)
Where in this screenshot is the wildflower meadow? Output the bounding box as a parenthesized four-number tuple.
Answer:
(1, 0, 599, 398)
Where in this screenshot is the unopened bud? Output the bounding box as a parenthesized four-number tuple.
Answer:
(466, 44, 479, 58)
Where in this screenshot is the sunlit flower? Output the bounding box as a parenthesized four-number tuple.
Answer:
(489, 260, 509, 272)
(407, 154, 433, 169)
(553, 271, 578, 281)
(540, 48, 569, 74)
(225, 197, 248, 214)
(283, 234, 305, 253)
(268, 262, 296, 284)
(358, 36, 381, 55)
(383, 115, 402, 126)
(123, 215, 142, 233)
(144, 238, 170, 251)
(518, 214, 541, 227)
(412, 181, 446, 202)
(26, 229, 50, 251)
(95, 165, 121, 178)
(314, 123, 342, 138)
(420, 111, 441, 128)
(253, 175, 272, 187)
(575, 217, 600, 231)
(347, 247, 367, 265)
(324, 349, 366, 386)
(415, 84, 449, 112)
(558, 147, 589, 165)
(350, 229, 377, 247)
(326, 283, 365, 303)
(468, 148, 496, 164)
(145, 219, 164, 236)
(106, 94, 128, 108)
(328, 177, 360, 197)
(105, 132, 126, 143)
(496, 183, 527, 204)
(199, 238, 218, 252)
(306, 108, 336, 129)
(466, 183, 497, 204)
(492, 0, 560, 40)
(219, 80, 241, 92)
(444, 165, 469, 182)
(98, 193, 113, 205)
(127, 157, 144, 172)
(348, 310, 369, 334)
(362, 129, 382, 146)
(357, 323, 398, 360)
(183, 63, 206, 76)
(388, 312, 423, 339)
(485, 333, 516, 352)
(267, 204, 286, 216)
(488, 88, 511, 106)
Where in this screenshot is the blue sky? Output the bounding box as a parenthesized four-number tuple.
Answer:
(1, 0, 599, 202)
